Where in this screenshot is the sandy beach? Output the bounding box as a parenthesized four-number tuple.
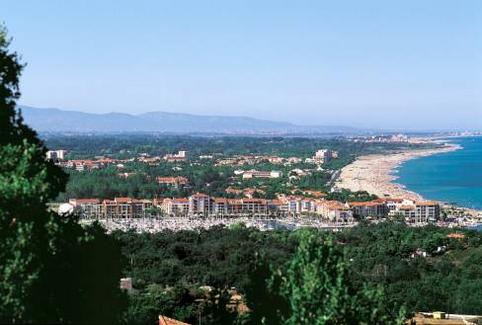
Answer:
(335, 143, 462, 201)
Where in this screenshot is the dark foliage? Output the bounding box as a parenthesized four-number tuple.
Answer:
(114, 223, 482, 324)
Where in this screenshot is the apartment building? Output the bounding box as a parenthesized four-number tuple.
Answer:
(238, 199, 269, 215)
(212, 198, 269, 216)
(315, 200, 354, 223)
(313, 149, 333, 164)
(138, 156, 162, 165)
(62, 160, 102, 171)
(156, 176, 189, 187)
(349, 199, 387, 218)
(360, 198, 441, 223)
(269, 199, 289, 214)
(69, 197, 152, 218)
(266, 156, 284, 164)
(161, 198, 190, 216)
(189, 193, 212, 216)
(278, 196, 315, 215)
(65, 193, 440, 223)
(163, 150, 188, 162)
(415, 201, 440, 223)
(242, 170, 283, 179)
(69, 198, 102, 218)
(102, 197, 153, 218)
(46, 149, 67, 161)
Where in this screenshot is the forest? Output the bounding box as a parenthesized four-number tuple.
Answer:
(114, 222, 482, 324)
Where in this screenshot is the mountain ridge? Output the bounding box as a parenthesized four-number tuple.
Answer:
(19, 105, 365, 135)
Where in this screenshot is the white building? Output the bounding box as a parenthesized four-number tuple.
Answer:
(46, 149, 67, 161)
(242, 170, 283, 179)
(313, 149, 333, 164)
(163, 150, 188, 162)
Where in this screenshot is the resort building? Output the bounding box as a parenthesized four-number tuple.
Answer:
(269, 199, 289, 214)
(407, 312, 482, 325)
(59, 159, 114, 171)
(242, 170, 283, 179)
(69, 198, 102, 218)
(385, 199, 440, 223)
(156, 176, 189, 187)
(65, 193, 440, 224)
(212, 198, 269, 216)
(286, 157, 303, 164)
(189, 193, 213, 216)
(315, 200, 354, 223)
(161, 198, 190, 216)
(102, 197, 153, 218)
(349, 199, 387, 218)
(138, 156, 162, 165)
(69, 197, 153, 218)
(163, 150, 188, 162)
(415, 201, 440, 223)
(312, 149, 334, 164)
(266, 156, 284, 164)
(46, 149, 67, 161)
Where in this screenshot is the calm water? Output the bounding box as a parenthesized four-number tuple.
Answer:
(396, 137, 482, 210)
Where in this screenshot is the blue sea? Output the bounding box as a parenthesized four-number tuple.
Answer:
(396, 137, 482, 210)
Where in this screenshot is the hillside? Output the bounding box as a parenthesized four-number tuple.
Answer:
(20, 106, 364, 135)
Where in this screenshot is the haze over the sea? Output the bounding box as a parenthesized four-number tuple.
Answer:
(397, 137, 482, 210)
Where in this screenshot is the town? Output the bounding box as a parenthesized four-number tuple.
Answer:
(65, 195, 440, 226)
(42, 133, 482, 237)
(44, 136, 474, 234)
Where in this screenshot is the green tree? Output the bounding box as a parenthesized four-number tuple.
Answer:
(0, 26, 125, 323)
(243, 256, 289, 325)
(278, 231, 404, 325)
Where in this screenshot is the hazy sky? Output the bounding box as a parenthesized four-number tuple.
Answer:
(3, 0, 482, 130)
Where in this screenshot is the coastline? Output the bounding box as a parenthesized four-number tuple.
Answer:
(335, 142, 462, 202)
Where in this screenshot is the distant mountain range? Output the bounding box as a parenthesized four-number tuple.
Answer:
(19, 106, 366, 135)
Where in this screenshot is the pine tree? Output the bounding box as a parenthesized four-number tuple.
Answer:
(279, 231, 405, 325)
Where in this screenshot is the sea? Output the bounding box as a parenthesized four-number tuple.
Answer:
(396, 136, 482, 211)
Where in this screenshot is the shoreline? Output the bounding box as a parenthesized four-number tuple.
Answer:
(335, 142, 462, 202)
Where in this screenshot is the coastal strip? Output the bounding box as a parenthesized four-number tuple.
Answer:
(335, 143, 462, 201)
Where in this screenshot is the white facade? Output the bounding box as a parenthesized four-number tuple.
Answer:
(46, 149, 67, 160)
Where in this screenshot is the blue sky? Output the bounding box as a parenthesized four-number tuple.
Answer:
(3, 0, 482, 130)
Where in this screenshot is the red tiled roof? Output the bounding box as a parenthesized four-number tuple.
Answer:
(115, 197, 132, 203)
(373, 198, 388, 203)
(303, 190, 326, 197)
(191, 192, 209, 197)
(447, 233, 465, 239)
(227, 199, 243, 205)
(385, 198, 404, 203)
(159, 315, 190, 325)
(322, 200, 349, 210)
(416, 201, 439, 207)
(349, 201, 383, 207)
(157, 176, 188, 184)
(399, 205, 415, 210)
(242, 199, 267, 204)
(70, 198, 100, 204)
